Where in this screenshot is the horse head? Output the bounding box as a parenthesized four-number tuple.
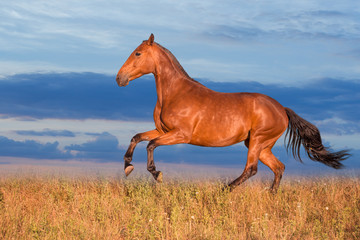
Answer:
(116, 34, 156, 86)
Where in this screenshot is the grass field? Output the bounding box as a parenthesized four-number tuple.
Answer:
(0, 162, 359, 239)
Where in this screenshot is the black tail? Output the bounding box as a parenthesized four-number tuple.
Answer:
(284, 107, 350, 169)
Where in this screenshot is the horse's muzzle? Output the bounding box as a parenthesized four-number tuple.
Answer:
(116, 73, 130, 87)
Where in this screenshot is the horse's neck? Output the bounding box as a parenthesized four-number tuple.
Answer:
(153, 50, 195, 105)
(153, 69, 191, 105)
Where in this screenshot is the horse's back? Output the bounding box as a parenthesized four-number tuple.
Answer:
(187, 90, 288, 147)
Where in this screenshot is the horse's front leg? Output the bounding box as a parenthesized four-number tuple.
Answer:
(124, 129, 161, 176)
(146, 129, 190, 182)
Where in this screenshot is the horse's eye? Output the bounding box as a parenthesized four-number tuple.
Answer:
(135, 52, 141, 56)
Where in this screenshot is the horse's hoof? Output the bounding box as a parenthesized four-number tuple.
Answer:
(124, 165, 134, 177)
(156, 171, 163, 183)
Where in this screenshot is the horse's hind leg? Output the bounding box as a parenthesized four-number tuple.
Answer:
(259, 147, 285, 193)
(124, 129, 161, 176)
(227, 138, 261, 191)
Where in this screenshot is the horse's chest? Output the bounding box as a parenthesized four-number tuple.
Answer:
(153, 105, 172, 133)
(158, 110, 177, 131)
(154, 105, 193, 133)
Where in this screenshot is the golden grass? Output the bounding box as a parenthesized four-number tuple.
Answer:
(0, 173, 359, 239)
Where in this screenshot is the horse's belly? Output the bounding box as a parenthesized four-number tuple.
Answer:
(189, 121, 250, 147)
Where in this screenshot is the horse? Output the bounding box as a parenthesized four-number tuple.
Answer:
(116, 34, 349, 192)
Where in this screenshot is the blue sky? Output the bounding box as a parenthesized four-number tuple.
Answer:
(0, 1, 359, 173)
(1, 1, 360, 83)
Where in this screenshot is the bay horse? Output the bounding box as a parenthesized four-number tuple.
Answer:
(116, 34, 349, 192)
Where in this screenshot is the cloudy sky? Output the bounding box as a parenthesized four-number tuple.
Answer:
(0, 1, 359, 174)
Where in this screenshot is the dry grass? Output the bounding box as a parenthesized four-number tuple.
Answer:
(0, 172, 359, 239)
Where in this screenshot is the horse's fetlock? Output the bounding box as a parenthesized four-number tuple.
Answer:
(147, 165, 155, 172)
(124, 151, 132, 159)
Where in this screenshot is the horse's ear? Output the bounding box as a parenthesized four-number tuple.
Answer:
(147, 33, 154, 46)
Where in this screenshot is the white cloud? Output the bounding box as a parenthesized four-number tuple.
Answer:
(321, 133, 360, 150)
(2, 0, 359, 47)
(0, 61, 69, 78)
(0, 60, 117, 78)
(314, 117, 360, 135)
(0, 117, 155, 149)
(0, 0, 359, 83)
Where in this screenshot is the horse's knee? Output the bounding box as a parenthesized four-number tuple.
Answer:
(131, 134, 141, 144)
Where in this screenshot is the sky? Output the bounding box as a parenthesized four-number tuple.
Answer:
(0, 1, 359, 175)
